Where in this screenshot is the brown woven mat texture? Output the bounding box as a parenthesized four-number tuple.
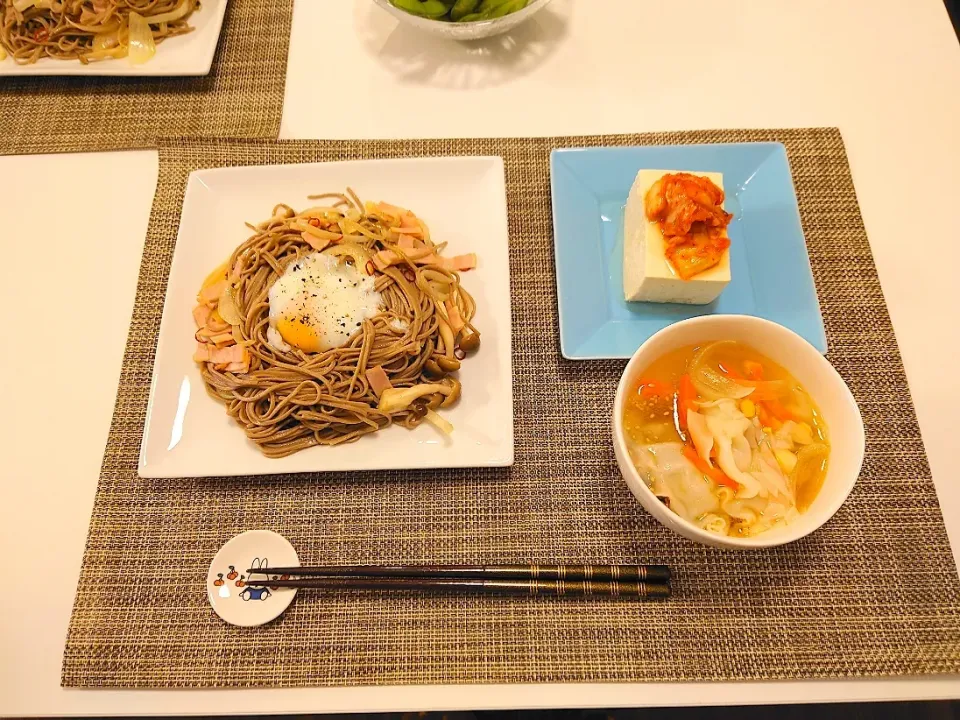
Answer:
(62, 129, 960, 688)
(0, 1, 292, 156)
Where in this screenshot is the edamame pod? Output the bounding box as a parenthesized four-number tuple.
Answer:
(393, 0, 529, 22)
(391, 0, 450, 18)
(484, 0, 528, 18)
(450, 0, 481, 21)
(478, 0, 514, 11)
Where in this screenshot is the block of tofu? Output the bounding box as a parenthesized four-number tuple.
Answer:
(623, 169, 731, 305)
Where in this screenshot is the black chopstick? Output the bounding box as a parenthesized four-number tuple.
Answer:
(247, 564, 671, 583)
(245, 575, 670, 599)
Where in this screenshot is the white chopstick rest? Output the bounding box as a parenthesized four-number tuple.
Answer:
(207, 530, 300, 627)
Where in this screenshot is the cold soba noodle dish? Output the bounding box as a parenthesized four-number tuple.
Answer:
(622, 342, 830, 537)
(192, 189, 480, 458)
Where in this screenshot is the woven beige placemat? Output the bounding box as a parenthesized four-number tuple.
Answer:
(62, 129, 960, 688)
(0, 1, 292, 156)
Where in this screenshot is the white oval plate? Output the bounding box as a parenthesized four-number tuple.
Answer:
(207, 530, 300, 627)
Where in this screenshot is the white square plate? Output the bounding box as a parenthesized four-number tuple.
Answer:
(140, 156, 514, 478)
(0, 0, 227, 76)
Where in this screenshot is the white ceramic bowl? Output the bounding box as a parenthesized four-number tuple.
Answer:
(612, 315, 865, 549)
(372, 0, 556, 40)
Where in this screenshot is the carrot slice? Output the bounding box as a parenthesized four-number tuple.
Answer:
(637, 379, 671, 399)
(743, 360, 765, 381)
(719, 363, 744, 380)
(682, 444, 738, 489)
(756, 402, 783, 431)
(762, 398, 796, 423)
(676, 374, 696, 431)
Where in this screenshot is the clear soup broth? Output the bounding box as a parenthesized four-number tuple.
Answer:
(623, 341, 829, 537)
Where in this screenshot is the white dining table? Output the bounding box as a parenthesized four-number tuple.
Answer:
(2, 0, 960, 715)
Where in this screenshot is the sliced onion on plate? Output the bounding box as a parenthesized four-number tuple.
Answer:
(217, 285, 243, 325)
(127, 11, 156, 65)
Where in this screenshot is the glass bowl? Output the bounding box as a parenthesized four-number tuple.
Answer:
(371, 0, 557, 40)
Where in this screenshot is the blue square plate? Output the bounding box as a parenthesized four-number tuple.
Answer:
(550, 143, 826, 359)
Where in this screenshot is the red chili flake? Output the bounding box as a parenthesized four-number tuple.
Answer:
(365, 260, 376, 276)
(402, 268, 416, 282)
(32, 27, 49, 42)
(308, 217, 320, 227)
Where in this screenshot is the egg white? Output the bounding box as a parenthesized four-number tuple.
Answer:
(266, 252, 382, 353)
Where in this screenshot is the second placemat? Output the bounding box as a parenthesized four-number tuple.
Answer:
(62, 129, 960, 687)
(0, 0, 292, 156)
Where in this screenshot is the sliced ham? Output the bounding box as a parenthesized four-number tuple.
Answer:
(294, 220, 342, 251)
(377, 201, 409, 218)
(396, 213, 424, 236)
(445, 300, 465, 334)
(442, 253, 477, 272)
(397, 234, 416, 249)
(223, 360, 249, 374)
(415, 253, 441, 266)
(196, 325, 226, 340)
(210, 331, 235, 346)
(295, 220, 342, 241)
(217, 345, 247, 364)
(406, 246, 436, 261)
(300, 231, 331, 252)
(365, 365, 393, 397)
(373, 250, 400, 271)
(193, 304, 211, 329)
(393, 245, 434, 263)
(194, 343, 248, 367)
(205, 311, 231, 333)
(375, 247, 477, 273)
(377, 246, 433, 269)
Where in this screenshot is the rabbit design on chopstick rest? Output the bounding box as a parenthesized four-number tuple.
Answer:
(239, 557, 272, 602)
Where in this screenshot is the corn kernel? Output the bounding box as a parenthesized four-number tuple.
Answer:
(740, 399, 756, 418)
(792, 421, 815, 445)
(774, 449, 798, 474)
